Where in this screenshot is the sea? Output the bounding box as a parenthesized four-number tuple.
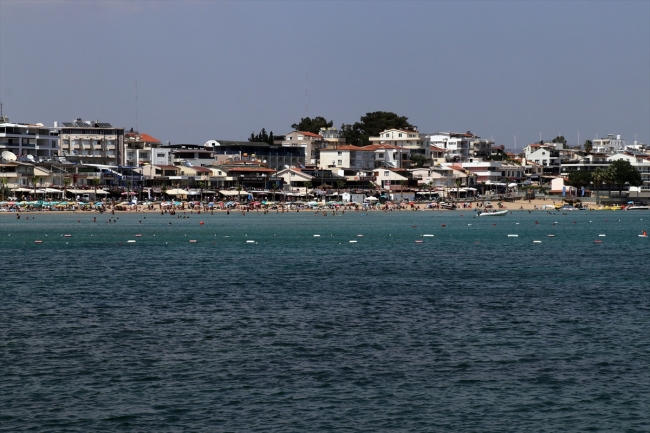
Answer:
(1, 209, 649, 432)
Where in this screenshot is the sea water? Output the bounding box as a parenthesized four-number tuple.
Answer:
(1, 210, 649, 432)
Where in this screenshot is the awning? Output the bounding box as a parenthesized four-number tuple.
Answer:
(220, 190, 246, 196)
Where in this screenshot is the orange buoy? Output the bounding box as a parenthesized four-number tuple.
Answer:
(200, 221, 204, 225)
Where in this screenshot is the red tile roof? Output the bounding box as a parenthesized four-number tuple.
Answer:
(322, 145, 373, 151)
(228, 167, 277, 173)
(297, 131, 323, 138)
(125, 132, 161, 143)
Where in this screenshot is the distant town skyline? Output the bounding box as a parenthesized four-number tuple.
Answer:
(0, 0, 648, 148)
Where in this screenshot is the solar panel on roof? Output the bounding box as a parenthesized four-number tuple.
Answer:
(96, 123, 112, 128)
(62, 123, 75, 127)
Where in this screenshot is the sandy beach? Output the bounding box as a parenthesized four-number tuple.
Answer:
(0, 198, 576, 216)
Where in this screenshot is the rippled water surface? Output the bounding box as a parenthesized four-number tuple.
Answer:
(1, 210, 650, 432)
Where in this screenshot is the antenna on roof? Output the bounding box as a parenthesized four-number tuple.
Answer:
(513, 135, 517, 149)
(305, 73, 308, 115)
(135, 80, 138, 132)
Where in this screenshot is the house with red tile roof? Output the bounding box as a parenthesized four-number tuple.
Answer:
(282, 131, 324, 166)
(124, 131, 163, 166)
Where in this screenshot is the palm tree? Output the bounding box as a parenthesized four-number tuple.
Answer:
(592, 168, 608, 205)
(237, 182, 243, 202)
(455, 177, 462, 200)
(271, 182, 279, 202)
(63, 177, 71, 200)
(197, 181, 207, 202)
(161, 183, 167, 201)
(0, 177, 7, 200)
(336, 179, 345, 200)
(584, 140, 593, 155)
(304, 181, 312, 200)
(480, 181, 486, 196)
(92, 177, 100, 200)
(31, 175, 38, 197)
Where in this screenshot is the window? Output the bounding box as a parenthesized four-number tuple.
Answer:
(384, 171, 389, 176)
(398, 133, 402, 137)
(337, 160, 342, 165)
(338, 151, 342, 156)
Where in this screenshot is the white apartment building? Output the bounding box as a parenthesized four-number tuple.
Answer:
(368, 128, 429, 157)
(319, 145, 375, 170)
(460, 161, 523, 184)
(366, 144, 411, 169)
(57, 118, 124, 166)
(0, 116, 59, 162)
(428, 131, 493, 161)
(124, 132, 162, 166)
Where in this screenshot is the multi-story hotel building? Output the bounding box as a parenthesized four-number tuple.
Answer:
(56, 118, 124, 166)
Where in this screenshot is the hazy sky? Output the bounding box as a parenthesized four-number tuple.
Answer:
(1, 0, 648, 149)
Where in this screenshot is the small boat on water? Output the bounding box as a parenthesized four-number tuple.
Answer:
(439, 202, 457, 210)
(478, 210, 508, 217)
(626, 205, 650, 210)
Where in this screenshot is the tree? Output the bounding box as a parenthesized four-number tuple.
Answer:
(341, 111, 415, 146)
(271, 182, 279, 202)
(608, 159, 643, 197)
(248, 128, 274, 145)
(197, 181, 207, 202)
(551, 135, 567, 146)
(92, 177, 101, 200)
(566, 170, 592, 192)
(583, 140, 593, 154)
(592, 168, 608, 205)
(304, 181, 312, 200)
(0, 177, 7, 200)
(336, 179, 345, 199)
(410, 153, 427, 168)
(291, 116, 333, 134)
(63, 177, 71, 199)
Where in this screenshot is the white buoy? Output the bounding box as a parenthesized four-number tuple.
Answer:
(313, 234, 321, 237)
(508, 234, 519, 237)
(189, 240, 197, 243)
(246, 240, 255, 243)
(349, 240, 357, 243)
(599, 234, 606, 237)
(127, 240, 136, 243)
(422, 234, 434, 237)
(533, 240, 542, 243)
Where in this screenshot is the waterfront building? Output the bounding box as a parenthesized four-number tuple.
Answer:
(0, 116, 59, 162)
(318, 145, 375, 170)
(281, 131, 323, 165)
(205, 140, 305, 171)
(368, 128, 428, 158)
(56, 118, 124, 166)
(427, 131, 493, 162)
(124, 131, 162, 166)
(523, 143, 562, 175)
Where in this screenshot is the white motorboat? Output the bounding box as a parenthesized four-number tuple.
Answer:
(478, 210, 508, 216)
(626, 205, 650, 210)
